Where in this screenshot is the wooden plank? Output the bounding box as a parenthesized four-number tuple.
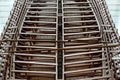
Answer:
(64, 58, 106, 65)
(28, 3, 57, 5)
(14, 61, 56, 66)
(21, 65, 55, 68)
(64, 6, 91, 9)
(64, 31, 100, 36)
(101, 25, 111, 27)
(12, 70, 56, 74)
(24, 21, 56, 24)
(107, 43, 120, 47)
(104, 30, 113, 33)
(15, 73, 54, 77)
(25, 16, 57, 18)
(27, 7, 57, 9)
(27, 11, 57, 14)
(64, 11, 92, 13)
(65, 54, 102, 60)
(77, 76, 110, 80)
(16, 46, 55, 49)
(64, 15, 95, 18)
(64, 20, 97, 23)
(22, 26, 56, 29)
(64, 50, 102, 57)
(14, 53, 56, 57)
(20, 33, 56, 36)
(63, 2, 89, 5)
(64, 25, 98, 29)
(64, 67, 108, 74)
(73, 37, 101, 41)
(65, 62, 100, 68)
(8, 26, 17, 29)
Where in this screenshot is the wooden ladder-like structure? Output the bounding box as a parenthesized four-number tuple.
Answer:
(0, 0, 120, 80)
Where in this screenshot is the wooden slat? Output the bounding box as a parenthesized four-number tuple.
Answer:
(12, 70, 56, 74)
(14, 61, 56, 66)
(64, 31, 100, 36)
(25, 16, 57, 18)
(73, 37, 101, 41)
(64, 50, 102, 57)
(64, 67, 108, 74)
(16, 46, 55, 49)
(64, 15, 95, 18)
(64, 20, 97, 23)
(27, 11, 57, 14)
(63, 2, 89, 5)
(65, 62, 100, 68)
(64, 6, 91, 9)
(15, 53, 56, 57)
(20, 33, 56, 36)
(27, 7, 57, 9)
(64, 25, 98, 29)
(28, 2, 57, 5)
(64, 10, 93, 13)
(77, 76, 110, 80)
(64, 58, 106, 65)
(24, 21, 56, 24)
(22, 26, 56, 29)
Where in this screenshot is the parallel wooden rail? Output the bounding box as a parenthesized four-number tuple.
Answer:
(0, 0, 120, 80)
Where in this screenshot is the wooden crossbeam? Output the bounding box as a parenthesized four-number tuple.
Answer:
(64, 67, 108, 74)
(12, 70, 56, 74)
(64, 58, 106, 65)
(14, 61, 56, 66)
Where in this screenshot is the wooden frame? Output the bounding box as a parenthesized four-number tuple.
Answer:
(0, 0, 120, 80)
